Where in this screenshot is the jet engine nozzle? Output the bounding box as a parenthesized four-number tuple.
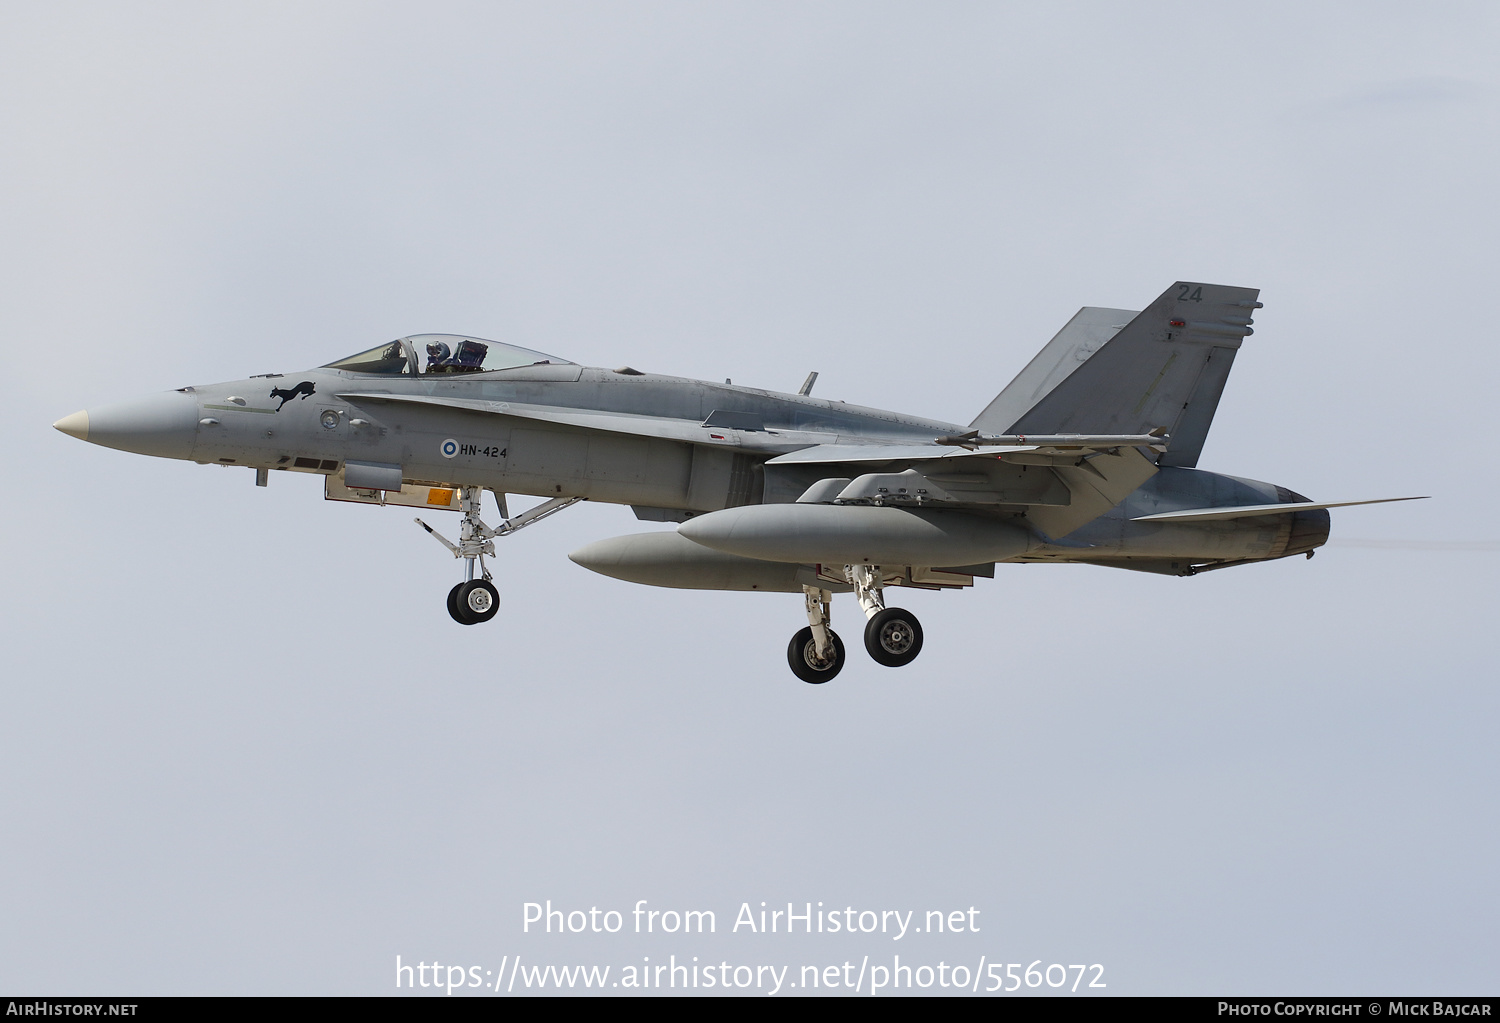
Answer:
(1284, 507, 1331, 557)
(1272, 485, 1331, 558)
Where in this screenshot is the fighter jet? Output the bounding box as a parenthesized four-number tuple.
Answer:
(54, 281, 1422, 683)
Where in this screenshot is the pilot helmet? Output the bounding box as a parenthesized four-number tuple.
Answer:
(425, 340, 451, 364)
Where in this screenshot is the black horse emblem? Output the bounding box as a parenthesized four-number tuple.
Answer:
(269, 380, 316, 411)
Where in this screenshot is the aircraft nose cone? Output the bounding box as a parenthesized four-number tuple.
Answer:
(53, 410, 90, 441)
(60, 390, 200, 460)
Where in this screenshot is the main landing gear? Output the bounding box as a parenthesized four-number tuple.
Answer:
(789, 588, 845, 683)
(788, 565, 923, 684)
(416, 487, 581, 625)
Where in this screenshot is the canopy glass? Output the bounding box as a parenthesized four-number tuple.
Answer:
(324, 335, 573, 375)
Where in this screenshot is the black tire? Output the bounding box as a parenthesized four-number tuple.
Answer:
(787, 626, 845, 684)
(864, 607, 923, 667)
(458, 580, 500, 623)
(447, 583, 472, 624)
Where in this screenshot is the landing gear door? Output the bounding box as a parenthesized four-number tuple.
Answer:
(325, 472, 463, 511)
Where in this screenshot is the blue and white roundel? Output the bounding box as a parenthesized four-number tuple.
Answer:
(440, 438, 459, 459)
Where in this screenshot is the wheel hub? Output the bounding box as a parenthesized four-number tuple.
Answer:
(880, 621, 913, 654)
(802, 641, 836, 670)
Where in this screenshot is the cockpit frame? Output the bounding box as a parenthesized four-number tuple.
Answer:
(323, 334, 573, 377)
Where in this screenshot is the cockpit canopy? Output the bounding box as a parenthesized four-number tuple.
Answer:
(323, 334, 573, 375)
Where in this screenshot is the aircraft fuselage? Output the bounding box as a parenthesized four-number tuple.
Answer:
(63, 362, 1327, 576)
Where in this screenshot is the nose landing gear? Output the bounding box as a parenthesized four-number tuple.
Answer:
(418, 487, 581, 625)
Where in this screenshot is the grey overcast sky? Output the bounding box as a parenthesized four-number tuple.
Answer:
(2, 1, 1497, 996)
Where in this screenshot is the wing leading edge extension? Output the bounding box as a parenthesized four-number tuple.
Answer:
(336, 391, 839, 452)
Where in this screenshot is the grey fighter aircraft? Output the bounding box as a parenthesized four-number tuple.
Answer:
(54, 282, 1422, 683)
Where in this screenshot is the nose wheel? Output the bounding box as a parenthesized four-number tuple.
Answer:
(447, 580, 500, 625)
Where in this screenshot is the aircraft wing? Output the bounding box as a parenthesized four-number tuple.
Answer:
(766, 436, 1166, 537)
(767, 443, 1025, 464)
(337, 392, 838, 452)
(765, 434, 1168, 465)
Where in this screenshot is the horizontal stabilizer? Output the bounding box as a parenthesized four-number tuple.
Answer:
(1131, 496, 1429, 523)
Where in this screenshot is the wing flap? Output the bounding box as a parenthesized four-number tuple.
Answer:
(1023, 447, 1161, 538)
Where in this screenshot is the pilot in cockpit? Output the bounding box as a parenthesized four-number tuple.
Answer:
(425, 339, 454, 373)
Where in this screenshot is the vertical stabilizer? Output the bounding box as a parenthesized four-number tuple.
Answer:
(970, 307, 1136, 435)
(974, 282, 1259, 468)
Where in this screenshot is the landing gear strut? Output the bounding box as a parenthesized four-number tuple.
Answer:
(847, 564, 924, 669)
(788, 586, 845, 683)
(417, 487, 581, 625)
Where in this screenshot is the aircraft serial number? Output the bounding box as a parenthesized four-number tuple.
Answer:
(460, 444, 507, 458)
